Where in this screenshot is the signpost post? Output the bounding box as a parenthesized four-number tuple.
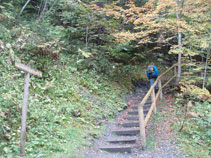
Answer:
(15, 62, 42, 156)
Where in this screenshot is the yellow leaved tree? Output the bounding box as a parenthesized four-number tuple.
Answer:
(91, 0, 210, 84)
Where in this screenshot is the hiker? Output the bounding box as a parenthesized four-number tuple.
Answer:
(146, 62, 159, 89)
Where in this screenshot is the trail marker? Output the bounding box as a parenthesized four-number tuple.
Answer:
(15, 62, 42, 156)
(15, 62, 42, 77)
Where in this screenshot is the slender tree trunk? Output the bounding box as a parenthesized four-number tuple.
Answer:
(40, 0, 48, 19)
(175, 0, 184, 82)
(48, 0, 57, 13)
(202, 53, 210, 89)
(177, 32, 182, 82)
(19, 0, 31, 16)
(189, 55, 193, 69)
(38, 0, 44, 15)
(86, 25, 89, 50)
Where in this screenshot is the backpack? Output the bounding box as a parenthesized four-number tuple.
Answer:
(147, 64, 154, 74)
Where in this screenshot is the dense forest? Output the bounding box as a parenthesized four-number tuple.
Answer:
(0, 0, 210, 157)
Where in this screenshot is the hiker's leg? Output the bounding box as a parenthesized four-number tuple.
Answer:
(150, 78, 154, 87)
(155, 77, 158, 89)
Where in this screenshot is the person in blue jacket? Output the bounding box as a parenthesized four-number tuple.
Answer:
(146, 62, 159, 89)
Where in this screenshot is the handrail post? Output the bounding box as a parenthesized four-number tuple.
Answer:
(138, 104, 146, 149)
(151, 88, 156, 113)
(159, 79, 163, 99)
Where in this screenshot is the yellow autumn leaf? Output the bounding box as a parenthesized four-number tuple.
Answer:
(78, 49, 92, 58)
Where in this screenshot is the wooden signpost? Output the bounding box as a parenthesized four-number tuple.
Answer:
(15, 62, 42, 156)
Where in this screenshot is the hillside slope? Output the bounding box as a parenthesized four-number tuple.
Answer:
(0, 52, 134, 157)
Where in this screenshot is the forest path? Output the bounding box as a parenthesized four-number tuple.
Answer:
(82, 82, 188, 158)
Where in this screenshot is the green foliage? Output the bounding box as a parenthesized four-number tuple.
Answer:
(0, 52, 129, 157)
(2, 0, 210, 157)
(0, 1, 133, 157)
(173, 102, 211, 158)
(178, 62, 211, 101)
(173, 61, 211, 158)
(109, 42, 141, 62)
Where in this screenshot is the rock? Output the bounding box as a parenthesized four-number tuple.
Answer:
(187, 112, 200, 118)
(187, 101, 193, 112)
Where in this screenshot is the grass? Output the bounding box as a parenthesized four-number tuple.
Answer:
(146, 102, 162, 149)
(146, 129, 156, 149)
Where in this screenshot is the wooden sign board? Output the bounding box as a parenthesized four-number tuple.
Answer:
(15, 62, 42, 77)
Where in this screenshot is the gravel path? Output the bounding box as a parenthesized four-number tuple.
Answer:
(83, 85, 188, 158)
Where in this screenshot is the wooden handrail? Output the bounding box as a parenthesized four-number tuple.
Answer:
(157, 64, 176, 79)
(138, 63, 178, 149)
(144, 87, 162, 126)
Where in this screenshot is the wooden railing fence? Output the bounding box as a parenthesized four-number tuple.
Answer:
(138, 63, 178, 149)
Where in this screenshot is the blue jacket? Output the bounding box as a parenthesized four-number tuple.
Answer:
(146, 65, 159, 79)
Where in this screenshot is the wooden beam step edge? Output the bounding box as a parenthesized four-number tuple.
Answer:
(128, 110, 148, 115)
(99, 144, 134, 153)
(120, 121, 139, 127)
(107, 137, 137, 144)
(131, 104, 151, 110)
(124, 116, 139, 121)
(124, 114, 146, 121)
(112, 128, 140, 136)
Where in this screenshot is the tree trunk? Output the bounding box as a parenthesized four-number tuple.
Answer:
(39, 0, 48, 19)
(86, 25, 89, 50)
(175, 0, 184, 82)
(203, 53, 210, 89)
(19, 0, 31, 16)
(177, 32, 182, 82)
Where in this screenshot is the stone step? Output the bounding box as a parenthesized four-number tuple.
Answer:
(112, 128, 140, 136)
(107, 137, 137, 144)
(100, 144, 134, 153)
(120, 121, 139, 127)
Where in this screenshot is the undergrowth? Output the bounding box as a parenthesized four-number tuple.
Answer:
(0, 52, 133, 158)
(171, 64, 211, 158)
(173, 101, 211, 158)
(0, 1, 168, 157)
